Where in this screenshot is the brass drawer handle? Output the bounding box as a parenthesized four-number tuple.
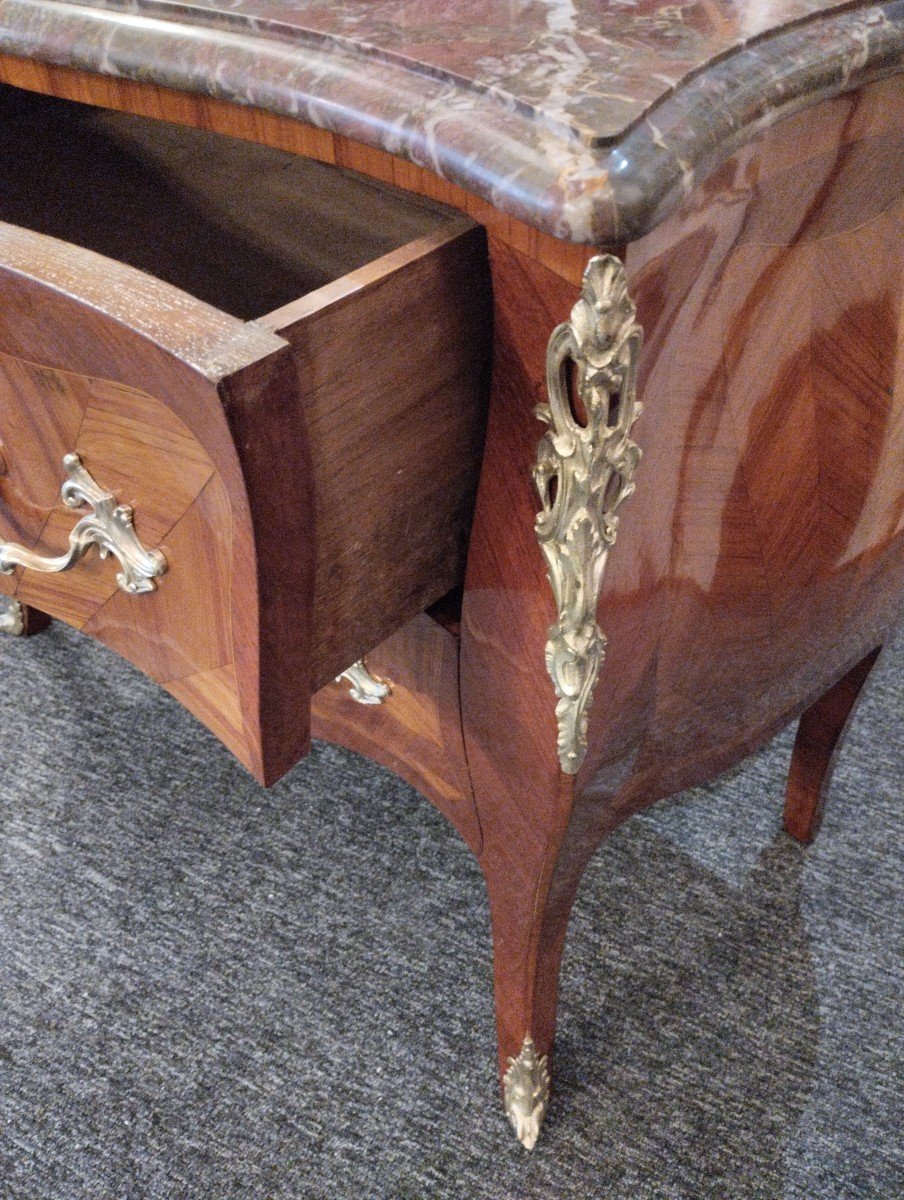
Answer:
(0, 453, 167, 595)
(336, 659, 392, 704)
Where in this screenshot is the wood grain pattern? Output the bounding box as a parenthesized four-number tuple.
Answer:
(456, 237, 581, 1073)
(446, 80, 904, 1086)
(0, 221, 310, 785)
(266, 222, 493, 685)
(3, 363, 215, 628)
(0, 97, 493, 781)
(0, 52, 901, 1123)
(83, 474, 234, 685)
(311, 612, 482, 855)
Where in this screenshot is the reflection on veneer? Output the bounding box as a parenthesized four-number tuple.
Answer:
(450, 82, 904, 1085)
(0, 56, 900, 1127)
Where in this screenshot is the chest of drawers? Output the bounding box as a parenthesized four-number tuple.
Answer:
(0, 0, 901, 1150)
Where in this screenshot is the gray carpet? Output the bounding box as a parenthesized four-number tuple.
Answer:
(0, 616, 901, 1200)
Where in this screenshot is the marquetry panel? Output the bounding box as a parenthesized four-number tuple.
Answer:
(610, 128, 904, 796)
(0, 352, 248, 758)
(83, 472, 234, 684)
(0, 358, 215, 623)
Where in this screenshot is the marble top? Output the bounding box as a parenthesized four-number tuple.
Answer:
(1, 0, 902, 242)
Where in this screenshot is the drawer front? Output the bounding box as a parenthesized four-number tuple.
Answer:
(0, 350, 238, 720)
(0, 221, 310, 785)
(0, 354, 215, 623)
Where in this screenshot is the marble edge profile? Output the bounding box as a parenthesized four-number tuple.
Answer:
(0, 0, 902, 245)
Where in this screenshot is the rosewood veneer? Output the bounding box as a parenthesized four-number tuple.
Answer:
(0, 0, 900, 1151)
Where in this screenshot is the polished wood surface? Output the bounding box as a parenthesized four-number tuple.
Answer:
(311, 612, 482, 855)
(0, 90, 492, 783)
(4, 362, 216, 630)
(0, 222, 308, 784)
(0, 53, 900, 1139)
(452, 78, 904, 1079)
(784, 647, 883, 843)
(306, 78, 903, 1082)
(265, 224, 492, 687)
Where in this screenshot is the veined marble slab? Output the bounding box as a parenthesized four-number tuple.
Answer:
(0, 0, 902, 242)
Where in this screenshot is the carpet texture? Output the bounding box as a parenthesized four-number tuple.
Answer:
(0, 617, 901, 1199)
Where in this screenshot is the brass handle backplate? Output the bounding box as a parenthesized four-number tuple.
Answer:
(0, 453, 167, 595)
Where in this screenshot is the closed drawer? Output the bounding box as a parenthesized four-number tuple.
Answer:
(0, 87, 492, 784)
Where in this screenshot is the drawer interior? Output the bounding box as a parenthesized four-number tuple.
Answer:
(0, 85, 455, 320)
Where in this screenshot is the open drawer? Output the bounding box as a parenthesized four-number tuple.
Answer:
(0, 87, 493, 784)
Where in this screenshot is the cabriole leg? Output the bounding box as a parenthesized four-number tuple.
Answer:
(479, 779, 571, 1150)
(481, 794, 621, 1150)
(784, 647, 882, 843)
(463, 249, 646, 1149)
